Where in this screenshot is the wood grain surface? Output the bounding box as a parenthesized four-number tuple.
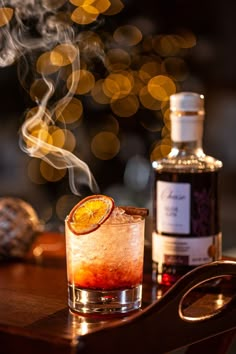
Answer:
(0, 232, 236, 354)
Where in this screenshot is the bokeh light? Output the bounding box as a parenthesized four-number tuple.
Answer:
(163, 107, 171, 129)
(153, 35, 181, 57)
(40, 160, 67, 182)
(67, 69, 95, 95)
(49, 126, 66, 148)
(30, 79, 55, 103)
(130, 71, 144, 95)
(139, 61, 162, 83)
(0, 7, 14, 27)
(110, 94, 139, 117)
(91, 131, 120, 160)
(27, 158, 47, 185)
(113, 25, 142, 47)
(177, 30, 197, 48)
(61, 129, 77, 152)
(103, 72, 132, 100)
(91, 79, 111, 104)
(50, 43, 78, 67)
(148, 75, 176, 101)
(139, 86, 164, 111)
(36, 52, 60, 76)
(70, 0, 112, 25)
(71, 5, 99, 25)
(161, 125, 171, 139)
(25, 127, 53, 156)
(150, 139, 171, 162)
(104, 48, 131, 71)
(102, 0, 124, 15)
(55, 97, 83, 124)
(94, 0, 111, 13)
(76, 30, 104, 56)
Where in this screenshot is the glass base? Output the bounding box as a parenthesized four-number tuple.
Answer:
(68, 284, 142, 315)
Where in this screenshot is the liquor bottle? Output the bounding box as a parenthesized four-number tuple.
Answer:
(152, 92, 223, 286)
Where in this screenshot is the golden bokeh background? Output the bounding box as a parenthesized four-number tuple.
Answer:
(2, 0, 236, 270)
(0, 1, 197, 224)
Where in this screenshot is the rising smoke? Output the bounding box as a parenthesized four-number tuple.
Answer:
(0, 0, 106, 195)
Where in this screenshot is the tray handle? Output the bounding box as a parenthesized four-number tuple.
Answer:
(77, 260, 236, 354)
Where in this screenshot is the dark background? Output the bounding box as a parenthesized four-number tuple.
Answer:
(1, 0, 236, 257)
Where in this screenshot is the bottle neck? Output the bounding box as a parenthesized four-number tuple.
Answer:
(170, 112, 204, 157)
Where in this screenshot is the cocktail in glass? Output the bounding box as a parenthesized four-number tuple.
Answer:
(65, 206, 145, 315)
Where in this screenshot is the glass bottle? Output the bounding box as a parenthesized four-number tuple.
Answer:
(152, 92, 223, 286)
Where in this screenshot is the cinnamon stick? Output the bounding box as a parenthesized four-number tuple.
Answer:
(119, 206, 149, 217)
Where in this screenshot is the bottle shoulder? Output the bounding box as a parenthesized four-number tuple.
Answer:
(152, 153, 223, 173)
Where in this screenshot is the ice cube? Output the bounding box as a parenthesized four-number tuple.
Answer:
(104, 207, 142, 224)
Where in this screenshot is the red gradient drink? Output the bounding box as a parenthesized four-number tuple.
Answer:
(65, 204, 145, 315)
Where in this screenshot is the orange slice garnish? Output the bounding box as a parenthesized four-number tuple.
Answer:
(67, 194, 114, 235)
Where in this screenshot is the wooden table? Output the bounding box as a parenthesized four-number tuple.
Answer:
(1, 232, 236, 354)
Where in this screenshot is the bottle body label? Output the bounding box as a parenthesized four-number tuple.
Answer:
(152, 232, 222, 267)
(156, 180, 190, 234)
(152, 170, 221, 284)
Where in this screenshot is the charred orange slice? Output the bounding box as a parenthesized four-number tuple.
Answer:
(67, 194, 114, 235)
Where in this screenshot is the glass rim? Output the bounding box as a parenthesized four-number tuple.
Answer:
(65, 215, 145, 226)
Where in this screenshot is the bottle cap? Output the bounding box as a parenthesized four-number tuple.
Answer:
(170, 92, 204, 113)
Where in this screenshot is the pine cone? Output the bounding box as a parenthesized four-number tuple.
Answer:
(0, 197, 42, 260)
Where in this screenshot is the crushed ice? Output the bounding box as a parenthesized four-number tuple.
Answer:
(104, 207, 142, 224)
